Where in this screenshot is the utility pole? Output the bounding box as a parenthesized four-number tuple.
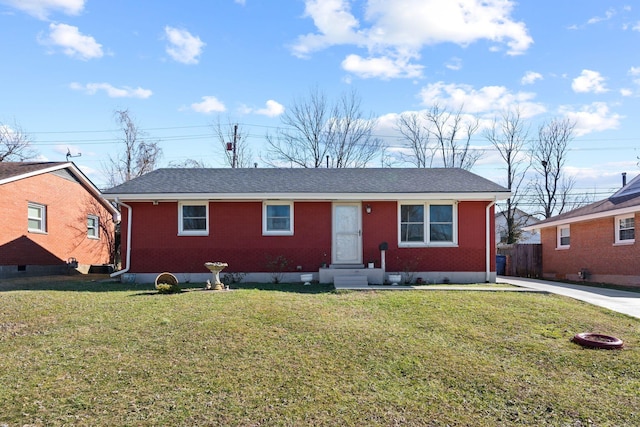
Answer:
(232, 124, 238, 169)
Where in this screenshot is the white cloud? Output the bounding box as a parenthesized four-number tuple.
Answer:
(521, 71, 543, 85)
(629, 66, 640, 76)
(39, 23, 102, 60)
(620, 88, 633, 97)
(291, 0, 363, 58)
(586, 8, 616, 25)
(0, 0, 84, 20)
(572, 69, 608, 93)
(255, 100, 285, 117)
(190, 96, 226, 113)
(69, 82, 152, 98)
(445, 57, 462, 71)
(341, 54, 423, 79)
(559, 102, 623, 136)
(164, 26, 205, 64)
(239, 100, 285, 117)
(234, 0, 246, 5)
(292, 0, 533, 79)
(418, 81, 546, 118)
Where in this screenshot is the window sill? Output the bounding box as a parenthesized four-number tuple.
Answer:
(399, 243, 458, 248)
(263, 231, 294, 236)
(178, 232, 209, 237)
(28, 229, 47, 235)
(556, 246, 570, 250)
(613, 240, 635, 246)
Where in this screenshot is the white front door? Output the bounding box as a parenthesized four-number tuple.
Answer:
(332, 203, 362, 265)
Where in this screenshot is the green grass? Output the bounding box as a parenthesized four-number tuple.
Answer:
(0, 279, 639, 426)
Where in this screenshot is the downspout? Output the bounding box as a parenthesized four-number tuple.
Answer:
(485, 200, 496, 283)
(110, 198, 132, 278)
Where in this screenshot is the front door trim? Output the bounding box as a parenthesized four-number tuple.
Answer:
(332, 202, 362, 265)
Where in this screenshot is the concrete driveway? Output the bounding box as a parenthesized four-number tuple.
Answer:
(498, 276, 640, 319)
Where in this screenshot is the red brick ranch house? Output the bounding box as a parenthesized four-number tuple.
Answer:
(103, 168, 510, 285)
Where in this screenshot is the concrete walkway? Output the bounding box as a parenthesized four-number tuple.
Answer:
(498, 276, 640, 319)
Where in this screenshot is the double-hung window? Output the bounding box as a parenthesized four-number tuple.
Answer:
(557, 225, 570, 249)
(399, 202, 456, 246)
(615, 214, 635, 244)
(87, 215, 99, 239)
(178, 201, 208, 236)
(263, 201, 293, 235)
(28, 202, 47, 233)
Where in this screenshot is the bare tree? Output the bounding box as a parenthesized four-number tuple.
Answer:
(0, 120, 37, 162)
(327, 90, 383, 168)
(66, 195, 117, 266)
(213, 118, 253, 168)
(484, 107, 531, 244)
(425, 104, 481, 169)
(394, 112, 434, 168)
(105, 109, 162, 186)
(167, 159, 209, 168)
(531, 118, 576, 218)
(264, 88, 382, 168)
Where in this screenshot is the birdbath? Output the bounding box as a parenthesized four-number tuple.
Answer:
(205, 262, 228, 290)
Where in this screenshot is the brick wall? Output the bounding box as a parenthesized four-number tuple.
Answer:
(0, 172, 115, 268)
(540, 213, 640, 286)
(121, 200, 494, 274)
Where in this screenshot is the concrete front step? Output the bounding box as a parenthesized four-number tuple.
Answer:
(320, 267, 383, 285)
(333, 275, 368, 287)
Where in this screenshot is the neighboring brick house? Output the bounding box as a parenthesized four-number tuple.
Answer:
(524, 174, 640, 287)
(103, 168, 510, 284)
(0, 162, 119, 278)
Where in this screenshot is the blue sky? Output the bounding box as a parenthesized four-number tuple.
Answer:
(1, 0, 639, 201)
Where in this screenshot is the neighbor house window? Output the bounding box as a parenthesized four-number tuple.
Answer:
(263, 201, 294, 235)
(28, 202, 46, 233)
(87, 215, 99, 239)
(557, 225, 570, 249)
(615, 214, 635, 244)
(178, 201, 208, 236)
(399, 202, 457, 246)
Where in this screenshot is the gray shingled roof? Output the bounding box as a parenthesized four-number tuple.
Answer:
(530, 174, 640, 228)
(104, 168, 509, 196)
(0, 162, 68, 181)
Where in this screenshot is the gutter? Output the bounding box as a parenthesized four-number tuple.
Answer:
(110, 198, 132, 278)
(486, 200, 496, 283)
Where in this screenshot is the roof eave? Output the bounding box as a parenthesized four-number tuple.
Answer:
(523, 204, 640, 231)
(104, 191, 511, 202)
(0, 162, 119, 217)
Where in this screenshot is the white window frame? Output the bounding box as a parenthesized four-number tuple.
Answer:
(178, 201, 209, 236)
(28, 202, 47, 233)
(87, 215, 100, 239)
(263, 201, 294, 236)
(557, 225, 570, 249)
(398, 201, 458, 247)
(615, 214, 635, 245)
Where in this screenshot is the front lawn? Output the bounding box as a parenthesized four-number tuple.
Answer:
(0, 279, 638, 426)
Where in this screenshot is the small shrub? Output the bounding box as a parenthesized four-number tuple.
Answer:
(156, 282, 180, 294)
(223, 272, 246, 285)
(266, 255, 290, 284)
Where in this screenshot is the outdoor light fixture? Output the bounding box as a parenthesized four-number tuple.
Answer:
(365, 204, 372, 214)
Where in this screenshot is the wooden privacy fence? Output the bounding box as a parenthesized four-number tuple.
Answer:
(497, 244, 542, 278)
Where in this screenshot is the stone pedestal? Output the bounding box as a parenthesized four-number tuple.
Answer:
(205, 262, 228, 290)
